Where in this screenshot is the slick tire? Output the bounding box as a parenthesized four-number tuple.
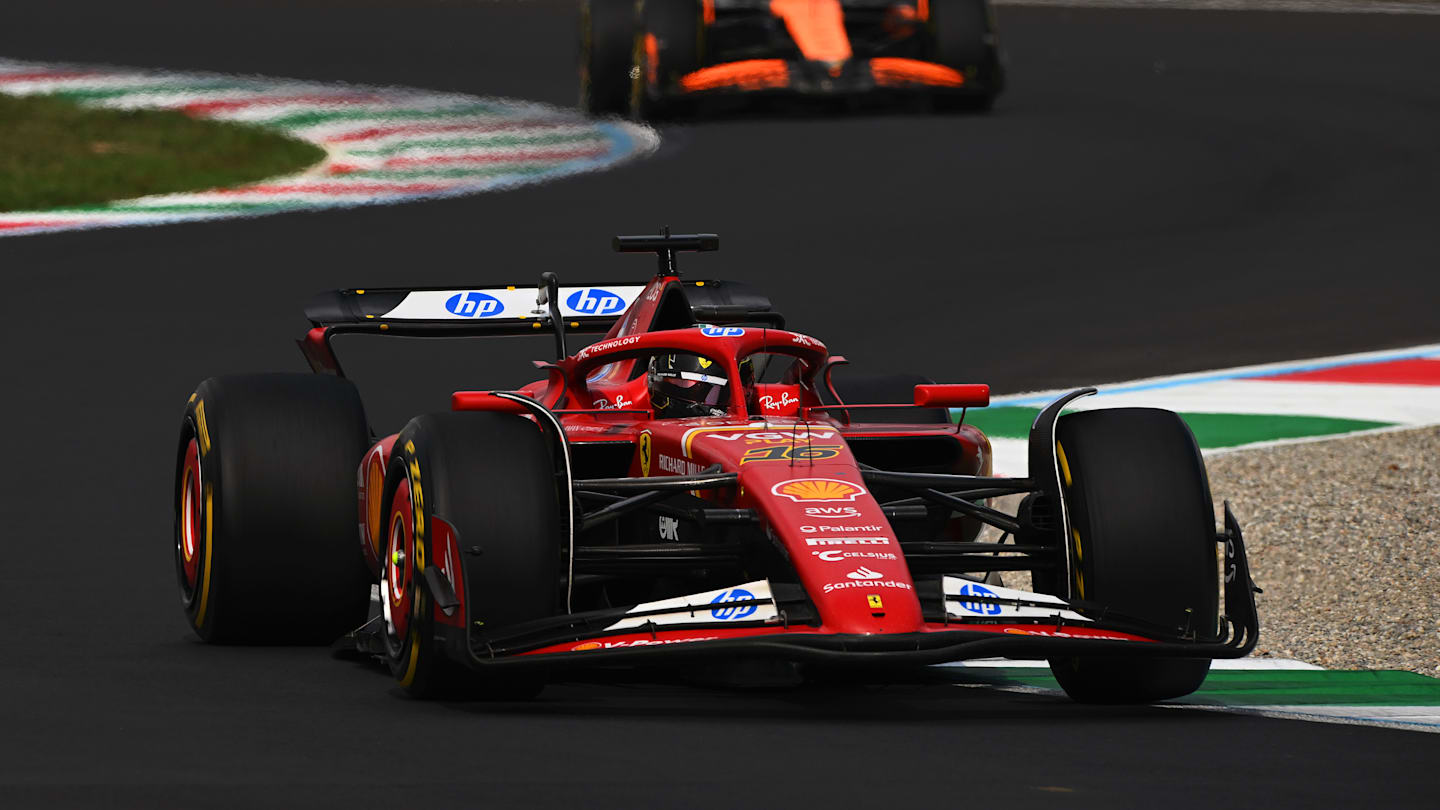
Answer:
(828, 372, 949, 424)
(631, 0, 702, 120)
(174, 374, 372, 644)
(929, 0, 1004, 111)
(381, 412, 563, 699)
(581, 0, 637, 116)
(1047, 408, 1219, 704)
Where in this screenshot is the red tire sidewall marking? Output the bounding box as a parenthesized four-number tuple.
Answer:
(179, 437, 202, 592)
(387, 477, 415, 642)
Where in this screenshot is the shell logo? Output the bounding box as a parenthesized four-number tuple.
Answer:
(571, 641, 602, 651)
(771, 478, 867, 503)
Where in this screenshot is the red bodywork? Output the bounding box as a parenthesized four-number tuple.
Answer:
(342, 272, 1175, 665)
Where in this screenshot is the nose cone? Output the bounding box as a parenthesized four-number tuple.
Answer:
(746, 468, 923, 634)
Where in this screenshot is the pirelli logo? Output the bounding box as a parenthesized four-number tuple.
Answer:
(804, 537, 890, 546)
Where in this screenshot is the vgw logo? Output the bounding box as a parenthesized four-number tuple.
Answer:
(955, 583, 1002, 616)
(444, 291, 503, 318)
(566, 288, 626, 316)
(709, 588, 757, 620)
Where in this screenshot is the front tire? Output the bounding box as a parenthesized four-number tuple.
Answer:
(929, 0, 1004, 111)
(580, 0, 637, 116)
(1047, 408, 1219, 703)
(381, 412, 563, 699)
(174, 374, 372, 644)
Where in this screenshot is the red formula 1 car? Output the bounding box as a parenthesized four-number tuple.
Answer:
(580, 0, 1006, 119)
(173, 233, 1257, 703)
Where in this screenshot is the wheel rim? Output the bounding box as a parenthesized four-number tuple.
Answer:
(176, 437, 202, 603)
(382, 478, 415, 657)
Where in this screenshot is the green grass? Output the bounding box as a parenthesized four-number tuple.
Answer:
(956, 667, 1440, 705)
(0, 93, 325, 211)
(962, 405, 1391, 448)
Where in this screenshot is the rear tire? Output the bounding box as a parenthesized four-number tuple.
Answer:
(929, 0, 1004, 111)
(580, 0, 637, 116)
(174, 374, 372, 644)
(381, 412, 562, 699)
(1046, 408, 1218, 703)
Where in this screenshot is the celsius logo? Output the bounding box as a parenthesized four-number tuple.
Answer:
(954, 583, 1001, 616)
(813, 550, 897, 562)
(567, 288, 626, 316)
(444, 291, 503, 318)
(700, 326, 744, 337)
(709, 588, 757, 620)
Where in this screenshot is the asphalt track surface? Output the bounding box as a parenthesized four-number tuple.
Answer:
(3, 1, 1438, 807)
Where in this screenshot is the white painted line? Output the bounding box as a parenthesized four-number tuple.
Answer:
(989, 343, 1440, 408)
(939, 657, 1322, 670)
(0, 59, 660, 238)
(1052, 380, 1440, 424)
(1168, 704, 1440, 734)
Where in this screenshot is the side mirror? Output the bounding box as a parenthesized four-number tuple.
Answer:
(913, 384, 990, 409)
(452, 391, 530, 414)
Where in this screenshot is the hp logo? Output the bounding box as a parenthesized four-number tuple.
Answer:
(700, 326, 744, 337)
(444, 291, 503, 318)
(566, 288, 626, 316)
(955, 583, 1001, 616)
(709, 588, 757, 620)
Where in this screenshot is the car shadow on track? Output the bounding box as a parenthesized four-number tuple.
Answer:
(430, 666, 1234, 728)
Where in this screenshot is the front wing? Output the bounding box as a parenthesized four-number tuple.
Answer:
(445, 504, 1260, 673)
(667, 57, 987, 99)
(500, 622, 1245, 672)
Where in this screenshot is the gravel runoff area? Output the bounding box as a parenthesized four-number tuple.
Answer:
(1207, 426, 1440, 675)
(985, 426, 1440, 675)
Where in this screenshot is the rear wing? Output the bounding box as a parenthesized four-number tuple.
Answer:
(299, 230, 779, 376)
(304, 283, 647, 331)
(297, 278, 783, 377)
(298, 281, 646, 376)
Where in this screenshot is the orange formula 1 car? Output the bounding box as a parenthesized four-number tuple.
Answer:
(581, 0, 1006, 119)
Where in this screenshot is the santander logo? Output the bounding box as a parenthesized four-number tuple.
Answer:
(845, 566, 884, 581)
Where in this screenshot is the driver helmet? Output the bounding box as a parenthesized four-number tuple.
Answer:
(648, 353, 730, 418)
(649, 353, 756, 418)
